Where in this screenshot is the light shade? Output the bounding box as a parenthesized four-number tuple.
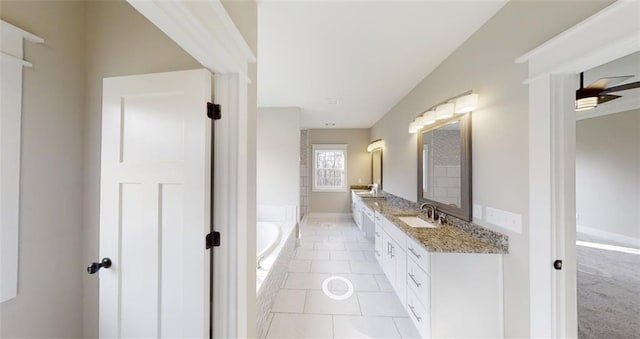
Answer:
(436, 103, 454, 120)
(575, 96, 598, 111)
(454, 93, 479, 113)
(367, 139, 385, 152)
(408, 122, 419, 134)
(422, 110, 436, 125)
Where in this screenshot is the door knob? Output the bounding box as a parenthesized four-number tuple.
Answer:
(87, 258, 112, 274)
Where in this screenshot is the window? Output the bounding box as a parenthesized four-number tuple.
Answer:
(312, 144, 347, 192)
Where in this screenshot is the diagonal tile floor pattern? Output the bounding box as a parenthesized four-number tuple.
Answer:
(264, 215, 420, 339)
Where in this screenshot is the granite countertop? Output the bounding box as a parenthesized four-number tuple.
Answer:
(350, 186, 386, 199)
(360, 199, 508, 254)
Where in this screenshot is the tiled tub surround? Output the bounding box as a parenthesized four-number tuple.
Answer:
(371, 191, 508, 254)
(256, 206, 300, 338)
(256, 226, 297, 339)
(300, 130, 310, 218)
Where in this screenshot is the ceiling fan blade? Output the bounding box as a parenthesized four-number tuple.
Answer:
(597, 94, 621, 105)
(600, 81, 640, 94)
(585, 76, 634, 90)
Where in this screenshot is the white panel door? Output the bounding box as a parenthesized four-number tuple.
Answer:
(98, 69, 212, 338)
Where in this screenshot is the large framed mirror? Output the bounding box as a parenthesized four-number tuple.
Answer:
(418, 114, 472, 221)
(371, 148, 382, 190)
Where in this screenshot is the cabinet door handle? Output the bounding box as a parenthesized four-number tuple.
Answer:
(408, 247, 422, 259)
(408, 272, 421, 287)
(375, 231, 381, 237)
(408, 304, 422, 322)
(375, 250, 380, 257)
(390, 244, 394, 258)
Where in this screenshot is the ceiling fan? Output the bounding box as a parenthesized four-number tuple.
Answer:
(575, 72, 640, 111)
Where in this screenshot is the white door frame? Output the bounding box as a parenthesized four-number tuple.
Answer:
(516, 1, 640, 337)
(0, 20, 43, 304)
(126, 1, 257, 337)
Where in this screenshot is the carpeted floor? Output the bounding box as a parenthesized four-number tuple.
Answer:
(577, 234, 640, 339)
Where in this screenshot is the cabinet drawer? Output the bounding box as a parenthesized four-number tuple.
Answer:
(374, 211, 385, 227)
(407, 288, 430, 338)
(407, 258, 430, 308)
(363, 205, 374, 219)
(382, 218, 407, 249)
(406, 236, 430, 274)
(374, 225, 383, 261)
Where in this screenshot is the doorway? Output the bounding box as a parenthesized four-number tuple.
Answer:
(517, 1, 640, 336)
(574, 52, 640, 338)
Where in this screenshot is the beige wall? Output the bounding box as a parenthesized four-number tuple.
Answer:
(370, 1, 612, 336)
(257, 108, 301, 208)
(0, 1, 85, 337)
(577, 109, 640, 242)
(309, 128, 371, 213)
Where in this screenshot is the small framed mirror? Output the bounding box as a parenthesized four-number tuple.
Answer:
(418, 114, 471, 221)
(371, 148, 382, 190)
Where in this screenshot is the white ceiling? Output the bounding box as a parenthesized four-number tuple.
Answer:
(257, 0, 508, 129)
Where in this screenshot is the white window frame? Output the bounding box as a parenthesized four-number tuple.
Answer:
(312, 144, 348, 193)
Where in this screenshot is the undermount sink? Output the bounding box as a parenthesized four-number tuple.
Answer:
(398, 216, 439, 228)
(355, 191, 383, 198)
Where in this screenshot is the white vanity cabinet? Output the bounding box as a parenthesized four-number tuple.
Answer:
(374, 212, 503, 339)
(374, 224, 383, 261)
(361, 203, 375, 239)
(375, 212, 407, 306)
(351, 191, 363, 230)
(352, 191, 377, 237)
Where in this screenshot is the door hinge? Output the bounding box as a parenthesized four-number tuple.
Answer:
(207, 102, 222, 120)
(553, 259, 563, 270)
(206, 231, 221, 249)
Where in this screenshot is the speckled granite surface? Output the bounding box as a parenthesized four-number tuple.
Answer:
(360, 195, 508, 254)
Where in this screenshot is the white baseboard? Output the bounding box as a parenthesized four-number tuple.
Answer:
(577, 225, 640, 248)
(305, 212, 352, 219)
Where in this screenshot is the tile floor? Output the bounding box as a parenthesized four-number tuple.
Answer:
(264, 215, 421, 338)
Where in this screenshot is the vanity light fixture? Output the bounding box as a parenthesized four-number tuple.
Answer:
(408, 91, 479, 134)
(422, 110, 436, 125)
(454, 93, 479, 113)
(408, 121, 419, 134)
(367, 139, 385, 152)
(435, 103, 454, 120)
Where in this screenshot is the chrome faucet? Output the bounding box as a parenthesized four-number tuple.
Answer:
(368, 183, 379, 195)
(419, 203, 436, 221)
(437, 211, 446, 225)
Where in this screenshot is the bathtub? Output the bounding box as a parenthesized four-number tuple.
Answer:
(255, 205, 298, 337)
(256, 222, 282, 266)
(256, 205, 297, 292)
